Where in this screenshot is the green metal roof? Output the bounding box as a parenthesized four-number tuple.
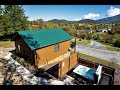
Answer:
(18, 28, 73, 50)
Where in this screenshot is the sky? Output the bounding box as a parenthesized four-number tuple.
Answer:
(22, 5, 120, 21)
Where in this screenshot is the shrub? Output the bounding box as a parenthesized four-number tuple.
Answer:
(11, 54, 17, 60)
(113, 40, 120, 48)
(92, 33, 100, 40)
(18, 58, 26, 66)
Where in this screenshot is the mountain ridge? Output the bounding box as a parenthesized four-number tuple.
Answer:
(47, 14, 120, 24)
(97, 14, 120, 23)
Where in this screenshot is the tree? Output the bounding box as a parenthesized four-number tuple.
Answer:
(79, 31, 86, 40)
(36, 19, 43, 25)
(99, 33, 108, 43)
(92, 33, 100, 40)
(36, 19, 44, 29)
(85, 26, 90, 30)
(0, 14, 13, 36)
(62, 26, 75, 36)
(112, 34, 120, 47)
(74, 23, 79, 29)
(0, 6, 11, 36)
(86, 33, 92, 40)
(0, 5, 3, 35)
(2, 5, 28, 35)
(0, 5, 3, 15)
(111, 23, 120, 34)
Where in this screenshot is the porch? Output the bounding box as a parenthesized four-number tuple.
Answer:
(36, 51, 78, 79)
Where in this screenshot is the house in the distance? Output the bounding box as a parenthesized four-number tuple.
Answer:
(13, 28, 78, 78)
(96, 29, 108, 33)
(84, 30, 93, 33)
(102, 29, 108, 33)
(96, 29, 102, 32)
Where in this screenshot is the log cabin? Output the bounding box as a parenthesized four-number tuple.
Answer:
(13, 28, 78, 77)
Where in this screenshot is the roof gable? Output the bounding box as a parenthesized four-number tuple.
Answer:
(18, 28, 73, 50)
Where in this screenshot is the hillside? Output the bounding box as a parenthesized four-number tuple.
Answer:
(97, 14, 120, 24)
(48, 19, 99, 24)
(47, 19, 75, 24)
(77, 19, 100, 24)
(48, 14, 120, 24)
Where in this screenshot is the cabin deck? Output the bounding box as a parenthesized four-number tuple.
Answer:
(33, 57, 115, 85)
(66, 66, 113, 85)
(99, 74, 111, 85)
(40, 62, 58, 71)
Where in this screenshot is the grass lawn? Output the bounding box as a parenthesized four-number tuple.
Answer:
(71, 38, 91, 45)
(0, 41, 15, 48)
(103, 44, 120, 51)
(78, 53, 120, 68)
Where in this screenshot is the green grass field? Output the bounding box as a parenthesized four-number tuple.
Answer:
(0, 41, 14, 48)
(71, 38, 91, 45)
(103, 44, 120, 51)
(78, 53, 120, 68)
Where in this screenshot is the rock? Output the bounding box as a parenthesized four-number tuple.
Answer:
(4, 53, 12, 61)
(49, 79, 65, 85)
(0, 58, 29, 85)
(63, 76, 76, 85)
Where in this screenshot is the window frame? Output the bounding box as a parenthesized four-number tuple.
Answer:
(54, 43, 60, 52)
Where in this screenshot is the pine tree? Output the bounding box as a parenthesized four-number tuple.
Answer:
(0, 5, 4, 36)
(2, 5, 28, 35)
(1, 14, 13, 36)
(0, 5, 3, 15)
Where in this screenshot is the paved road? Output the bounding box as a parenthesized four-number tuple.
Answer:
(90, 40, 106, 50)
(76, 43, 120, 64)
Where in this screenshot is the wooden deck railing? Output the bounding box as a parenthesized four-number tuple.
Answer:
(58, 52, 78, 77)
(78, 58, 115, 85)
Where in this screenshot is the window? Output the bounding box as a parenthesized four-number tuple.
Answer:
(18, 44, 20, 52)
(54, 43, 60, 52)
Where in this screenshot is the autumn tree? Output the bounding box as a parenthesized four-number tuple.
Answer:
(62, 26, 75, 36)
(78, 30, 86, 40)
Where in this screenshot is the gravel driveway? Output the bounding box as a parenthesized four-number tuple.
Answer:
(76, 42, 120, 64)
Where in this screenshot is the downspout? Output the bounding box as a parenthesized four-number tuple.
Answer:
(74, 30, 77, 53)
(74, 37, 76, 53)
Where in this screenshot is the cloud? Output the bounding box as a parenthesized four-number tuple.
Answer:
(75, 17, 81, 21)
(1, 5, 4, 8)
(107, 6, 120, 17)
(84, 13, 100, 19)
